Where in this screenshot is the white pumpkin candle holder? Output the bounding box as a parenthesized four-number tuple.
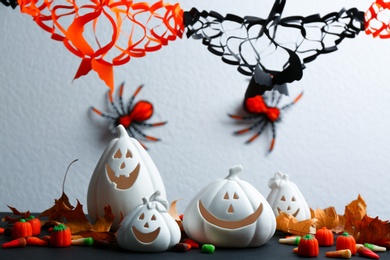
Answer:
(116, 190, 181, 252)
(182, 165, 276, 248)
(266, 171, 311, 221)
(87, 125, 166, 230)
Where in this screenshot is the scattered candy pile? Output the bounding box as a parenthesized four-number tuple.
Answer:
(279, 230, 387, 259)
(1, 216, 107, 250)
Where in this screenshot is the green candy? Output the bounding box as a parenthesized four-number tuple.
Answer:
(201, 244, 215, 254)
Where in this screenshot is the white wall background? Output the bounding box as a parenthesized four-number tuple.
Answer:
(1, 1, 390, 219)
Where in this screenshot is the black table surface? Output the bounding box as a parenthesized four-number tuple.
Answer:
(1, 212, 389, 259)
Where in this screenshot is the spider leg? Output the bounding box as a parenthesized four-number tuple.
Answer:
(233, 116, 267, 135)
(108, 90, 123, 115)
(90, 107, 117, 120)
(280, 92, 303, 110)
(228, 114, 263, 120)
(245, 120, 269, 144)
(126, 127, 149, 149)
(269, 122, 276, 152)
(138, 121, 167, 127)
(132, 124, 161, 142)
(127, 84, 144, 114)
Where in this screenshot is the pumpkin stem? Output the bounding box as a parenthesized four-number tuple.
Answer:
(226, 165, 243, 180)
(62, 159, 79, 194)
(116, 124, 129, 138)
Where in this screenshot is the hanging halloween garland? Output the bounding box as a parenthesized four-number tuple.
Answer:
(91, 82, 166, 149)
(6, 0, 388, 94)
(3, 0, 390, 151)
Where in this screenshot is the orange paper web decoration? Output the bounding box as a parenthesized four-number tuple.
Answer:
(17, 0, 184, 92)
(365, 0, 390, 38)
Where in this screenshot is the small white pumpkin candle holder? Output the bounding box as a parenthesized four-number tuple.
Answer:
(266, 171, 311, 221)
(116, 190, 181, 252)
(182, 165, 276, 248)
(87, 125, 166, 230)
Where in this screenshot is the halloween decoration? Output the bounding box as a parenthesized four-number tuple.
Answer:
(11, 219, 32, 239)
(229, 90, 303, 152)
(1, 238, 27, 249)
(365, 0, 390, 38)
(182, 165, 276, 248)
(315, 227, 334, 247)
(50, 223, 72, 247)
(267, 171, 311, 221)
(15, 0, 184, 91)
(91, 82, 166, 149)
(87, 124, 166, 230)
(357, 245, 380, 259)
(297, 234, 319, 257)
(116, 191, 180, 252)
(26, 215, 41, 236)
(14, 0, 370, 93)
(325, 249, 352, 259)
(336, 232, 357, 255)
(0, 0, 17, 8)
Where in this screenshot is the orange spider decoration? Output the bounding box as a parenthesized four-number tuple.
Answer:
(91, 83, 166, 149)
(229, 91, 303, 152)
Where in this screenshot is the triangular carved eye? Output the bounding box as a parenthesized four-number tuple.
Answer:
(114, 149, 122, 159)
(280, 196, 286, 201)
(292, 196, 296, 202)
(233, 192, 239, 200)
(151, 215, 157, 221)
(126, 149, 133, 158)
(223, 192, 229, 200)
(139, 213, 145, 220)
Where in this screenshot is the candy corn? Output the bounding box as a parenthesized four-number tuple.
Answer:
(364, 243, 386, 252)
(279, 236, 301, 245)
(71, 237, 94, 246)
(357, 246, 379, 259)
(0, 228, 4, 234)
(2, 238, 27, 248)
(325, 249, 352, 259)
(26, 236, 49, 246)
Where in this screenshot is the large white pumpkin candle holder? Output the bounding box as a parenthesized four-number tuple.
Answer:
(266, 171, 311, 221)
(87, 125, 166, 230)
(116, 190, 181, 252)
(182, 165, 276, 248)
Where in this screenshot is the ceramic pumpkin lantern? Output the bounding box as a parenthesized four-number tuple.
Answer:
(182, 165, 276, 248)
(266, 171, 310, 221)
(87, 125, 166, 230)
(116, 190, 181, 252)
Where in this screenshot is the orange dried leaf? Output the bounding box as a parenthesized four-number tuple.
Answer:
(39, 192, 74, 222)
(92, 205, 115, 233)
(313, 207, 340, 230)
(168, 200, 182, 221)
(276, 212, 317, 236)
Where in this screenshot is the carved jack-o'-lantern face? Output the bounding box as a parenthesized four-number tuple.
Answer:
(182, 165, 276, 248)
(106, 147, 140, 190)
(87, 125, 167, 231)
(266, 172, 311, 221)
(198, 189, 264, 229)
(276, 194, 299, 217)
(116, 191, 181, 252)
(132, 211, 161, 244)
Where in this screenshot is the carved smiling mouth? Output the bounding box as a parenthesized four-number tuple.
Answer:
(132, 226, 161, 244)
(277, 207, 300, 218)
(198, 200, 263, 229)
(106, 163, 140, 190)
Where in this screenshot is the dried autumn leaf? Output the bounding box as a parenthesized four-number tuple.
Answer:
(2, 205, 30, 224)
(276, 212, 317, 236)
(313, 207, 340, 230)
(168, 199, 183, 231)
(39, 192, 74, 222)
